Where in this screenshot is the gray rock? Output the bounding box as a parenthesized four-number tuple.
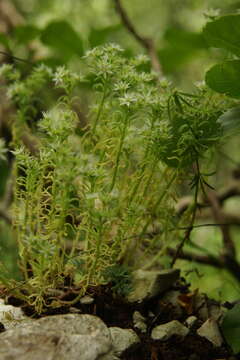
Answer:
(194, 293, 208, 320)
(132, 311, 147, 333)
(69, 307, 82, 313)
(100, 353, 120, 360)
(208, 304, 226, 323)
(161, 290, 183, 318)
(185, 316, 198, 329)
(109, 327, 140, 356)
(0, 299, 31, 330)
(197, 318, 223, 347)
(151, 320, 189, 341)
(194, 294, 226, 323)
(0, 314, 112, 360)
(80, 295, 94, 305)
(127, 268, 180, 303)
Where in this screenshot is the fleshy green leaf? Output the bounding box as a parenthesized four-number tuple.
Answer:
(89, 24, 122, 48)
(158, 28, 207, 72)
(0, 33, 10, 49)
(203, 14, 240, 56)
(205, 60, 240, 98)
(221, 303, 240, 354)
(217, 107, 240, 135)
(40, 21, 83, 59)
(13, 25, 40, 44)
(165, 28, 206, 50)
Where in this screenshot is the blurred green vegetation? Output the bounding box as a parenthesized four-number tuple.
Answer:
(8, 0, 240, 86)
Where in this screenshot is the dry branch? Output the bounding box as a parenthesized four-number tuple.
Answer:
(205, 190, 236, 258)
(176, 180, 240, 216)
(113, 0, 162, 74)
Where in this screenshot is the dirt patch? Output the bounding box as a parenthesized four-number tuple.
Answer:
(3, 280, 237, 360)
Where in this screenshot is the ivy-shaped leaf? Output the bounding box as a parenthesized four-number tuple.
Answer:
(205, 60, 240, 98)
(0, 33, 10, 49)
(221, 303, 240, 354)
(89, 24, 122, 48)
(203, 15, 240, 57)
(13, 25, 40, 44)
(40, 21, 83, 60)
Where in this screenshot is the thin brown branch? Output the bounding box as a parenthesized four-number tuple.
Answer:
(167, 247, 223, 268)
(113, 0, 162, 74)
(176, 180, 240, 216)
(167, 247, 240, 282)
(0, 50, 32, 64)
(206, 190, 236, 258)
(170, 161, 201, 267)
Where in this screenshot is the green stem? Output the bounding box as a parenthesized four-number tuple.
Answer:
(92, 85, 107, 134)
(170, 159, 200, 267)
(88, 220, 103, 282)
(110, 112, 129, 192)
(141, 156, 158, 198)
(128, 117, 156, 206)
(140, 171, 177, 237)
(122, 170, 177, 264)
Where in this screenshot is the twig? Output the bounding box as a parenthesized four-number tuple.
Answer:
(176, 222, 240, 230)
(167, 247, 240, 282)
(198, 189, 240, 281)
(167, 247, 223, 268)
(0, 50, 32, 64)
(113, 0, 162, 74)
(176, 180, 240, 216)
(206, 190, 236, 258)
(170, 161, 201, 267)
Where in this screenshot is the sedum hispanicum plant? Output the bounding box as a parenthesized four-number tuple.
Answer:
(0, 44, 232, 312)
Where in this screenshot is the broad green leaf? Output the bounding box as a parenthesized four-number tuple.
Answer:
(203, 15, 240, 57)
(205, 60, 240, 98)
(158, 28, 207, 72)
(165, 28, 207, 50)
(221, 303, 240, 354)
(217, 107, 240, 135)
(0, 33, 10, 49)
(40, 21, 83, 59)
(159, 47, 195, 72)
(89, 24, 122, 48)
(13, 25, 40, 44)
(37, 57, 65, 68)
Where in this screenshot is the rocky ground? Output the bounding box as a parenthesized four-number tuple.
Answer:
(0, 269, 238, 360)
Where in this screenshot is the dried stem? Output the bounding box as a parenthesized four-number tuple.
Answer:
(206, 190, 236, 258)
(176, 180, 240, 216)
(167, 246, 240, 282)
(113, 0, 162, 74)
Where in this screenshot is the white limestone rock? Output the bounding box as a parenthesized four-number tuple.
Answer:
(109, 327, 140, 356)
(151, 320, 189, 341)
(133, 311, 147, 333)
(127, 268, 180, 303)
(0, 314, 112, 360)
(0, 299, 31, 330)
(197, 318, 223, 347)
(185, 316, 198, 329)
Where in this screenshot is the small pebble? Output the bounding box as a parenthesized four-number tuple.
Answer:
(80, 295, 94, 305)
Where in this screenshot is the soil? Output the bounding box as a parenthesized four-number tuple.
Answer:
(2, 278, 238, 360)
